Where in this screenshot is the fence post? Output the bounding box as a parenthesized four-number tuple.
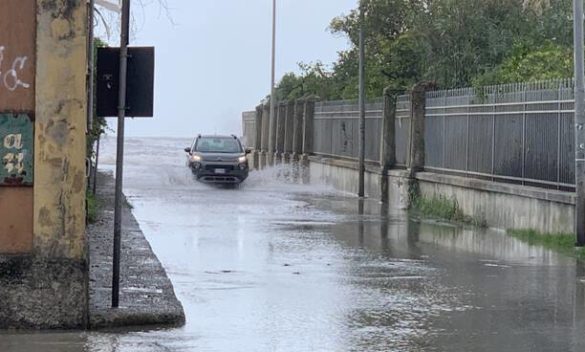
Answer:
(301, 96, 317, 183)
(283, 100, 295, 163)
(408, 82, 430, 177)
(261, 102, 270, 169)
(253, 104, 263, 169)
(268, 98, 277, 166)
(292, 99, 304, 161)
(275, 101, 286, 164)
(380, 88, 397, 203)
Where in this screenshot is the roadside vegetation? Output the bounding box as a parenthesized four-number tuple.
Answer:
(86, 191, 99, 224)
(410, 193, 487, 227)
(271, 0, 572, 101)
(508, 229, 585, 260)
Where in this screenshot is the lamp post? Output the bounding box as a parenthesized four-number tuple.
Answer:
(358, 1, 366, 197)
(574, 0, 585, 246)
(269, 0, 277, 157)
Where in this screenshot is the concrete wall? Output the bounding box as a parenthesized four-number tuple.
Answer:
(0, 0, 89, 329)
(416, 172, 575, 234)
(307, 156, 410, 210)
(309, 156, 381, 198)
(298, 157, 575, 234)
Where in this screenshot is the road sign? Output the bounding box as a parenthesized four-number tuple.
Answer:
(96, 46, 155, 118)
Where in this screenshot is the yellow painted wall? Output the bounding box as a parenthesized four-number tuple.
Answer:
(34, 0, 88, 260)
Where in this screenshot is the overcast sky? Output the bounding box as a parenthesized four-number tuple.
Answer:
(98, 0, 357, 138)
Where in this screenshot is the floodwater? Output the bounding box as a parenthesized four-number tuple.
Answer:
(2, 136, 585, 351)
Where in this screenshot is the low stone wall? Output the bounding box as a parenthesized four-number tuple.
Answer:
(307, 156, 411, 211)
(308, 156, 382, 198)
(275, 155, 576, 234)
(415, 172, 575, 234)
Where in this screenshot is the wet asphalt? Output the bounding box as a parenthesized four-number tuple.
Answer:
(1, 137, 585, 352)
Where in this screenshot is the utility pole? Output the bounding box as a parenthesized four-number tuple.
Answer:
(358, 2, 366, 197)
(112, 0, 130, 308)
(574, 0, 585, 246)
(269, 0, 277, 155)
(88, 0, 96, 132)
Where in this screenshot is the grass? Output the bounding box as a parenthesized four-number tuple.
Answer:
(86, 191, 99, 224)
(508, 229, 585, 260)
(411, 193, 487, 227)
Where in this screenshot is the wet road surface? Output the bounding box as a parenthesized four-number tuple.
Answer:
(2, 137, 585, 351)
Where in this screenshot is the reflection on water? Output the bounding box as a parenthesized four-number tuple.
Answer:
(1, 137, 585, 352)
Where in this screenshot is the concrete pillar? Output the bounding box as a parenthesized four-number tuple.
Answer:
(260, 103, 270, 169)
(261, 103, 270, 151)
(301, 97, 317, 183)
(268, 98, 277, 166)
(283, 100, 295, 163)
(292, 99, 304, 160)
(0, 0, 89, 329)
(275, 102, 286, 164)
(253, 104, 262, 169)
(380, 88, 397, 203)
(408, 83, 428, 176)
(381, 89, 398, 169)
(302, 97, 316, 155)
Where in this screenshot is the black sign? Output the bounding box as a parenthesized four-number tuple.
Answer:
(96, 47, 155, 117)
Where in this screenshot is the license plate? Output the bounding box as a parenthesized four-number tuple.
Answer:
(214, 168, 226, 174)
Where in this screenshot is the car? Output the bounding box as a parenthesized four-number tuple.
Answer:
(184, 135, 251, 184)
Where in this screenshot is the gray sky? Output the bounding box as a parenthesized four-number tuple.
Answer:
(100, 0, 357, 137)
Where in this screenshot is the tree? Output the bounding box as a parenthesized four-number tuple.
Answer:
(270, 0, 573, 101)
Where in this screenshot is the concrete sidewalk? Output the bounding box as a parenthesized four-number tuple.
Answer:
(87, 172, 185, 329)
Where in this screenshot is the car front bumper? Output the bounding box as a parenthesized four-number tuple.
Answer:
(190, 162, 248, 183)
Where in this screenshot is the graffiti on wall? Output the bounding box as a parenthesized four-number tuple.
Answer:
(0, 0, 35, 111)
(0, 46, 31, 92)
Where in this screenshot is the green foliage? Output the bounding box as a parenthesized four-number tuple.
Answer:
(411, 193, 487, 227)
(86, 191, 98, 224)
(275, 62, 343, 101)
(473, 43, 573, 86)
(270, 0, 573, 101)
(87, 38, 109, 159)
(508, 229, 585, 260)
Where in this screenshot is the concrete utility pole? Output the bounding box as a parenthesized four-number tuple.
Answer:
(574, 0, 585, 246)
(358, 2, 366, 197)
(88, 0, 96, 132)
(112, 0, 130, 308)
(269, 0, 277, 156)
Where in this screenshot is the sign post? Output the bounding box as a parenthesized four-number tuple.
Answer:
(112, 0, 130, 308)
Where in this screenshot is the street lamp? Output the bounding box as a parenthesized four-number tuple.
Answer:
(573, 0, 585, 246)
(269, 0, 277, 157)
(358, 1, 366, 197)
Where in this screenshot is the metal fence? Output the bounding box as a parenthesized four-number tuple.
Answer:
(313, 99, 385, 163)
(241, 111, 256, 148)
(425, 79, 575, 188)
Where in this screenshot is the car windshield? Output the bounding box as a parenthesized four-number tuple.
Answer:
(196, 137, 242, 153)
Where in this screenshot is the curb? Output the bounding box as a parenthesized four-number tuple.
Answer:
(87, 171, 185, 329)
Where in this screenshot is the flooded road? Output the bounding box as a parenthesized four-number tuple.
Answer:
(2, 137, 585, 351)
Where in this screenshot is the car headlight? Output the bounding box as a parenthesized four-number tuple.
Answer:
(238, 156, 247, 163)
(191, 155, 202, 162)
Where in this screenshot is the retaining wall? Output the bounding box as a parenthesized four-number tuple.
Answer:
(289, 156, 575, 234)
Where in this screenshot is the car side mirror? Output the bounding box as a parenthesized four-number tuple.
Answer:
(245, 148, 252, 154)
(184, 147, 191, 153)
